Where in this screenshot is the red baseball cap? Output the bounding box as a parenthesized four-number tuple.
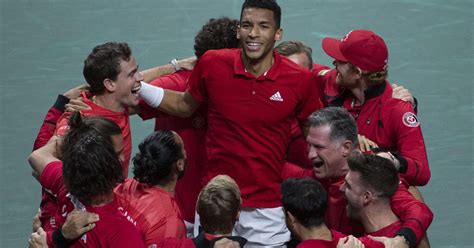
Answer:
(322, 30, 388, 72)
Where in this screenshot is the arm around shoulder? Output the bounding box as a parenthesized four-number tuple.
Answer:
(28, 136, 61, 179)
(138, 81, 199, 118)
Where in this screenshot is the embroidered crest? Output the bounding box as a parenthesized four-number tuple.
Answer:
(192, 116, 205, 128)
(402, 112, 419, 127)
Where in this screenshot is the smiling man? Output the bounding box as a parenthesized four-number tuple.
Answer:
(138, 0, 322, 246)
(283, 107, 433, 247)
(54, 42, 143, 176)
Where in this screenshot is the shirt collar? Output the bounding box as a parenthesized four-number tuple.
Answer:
(364, 81, 387, 100)
(233, 49, 281, 81)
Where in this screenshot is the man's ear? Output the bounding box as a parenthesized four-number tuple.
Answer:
(103, 78, 115, 92)
(236, 210, 241, 222)
(176, 159, 184, 172)
(275, 28, 283, 41)
(341, 140, 353, 157)
(236, 25, 241, 40)
(363, 190, 374, 205)
(355, 67, 363, 79)
(286, 211, 297, 225)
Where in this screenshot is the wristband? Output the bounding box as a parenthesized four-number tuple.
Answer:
(170, 58, 181, 71)
(55, 94, 71, 112)
(396, 227, 416, 248)
(138, 81, 164, 108)
(52, 226, 75, 248)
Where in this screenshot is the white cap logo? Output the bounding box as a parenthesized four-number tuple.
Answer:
(341, 30, 354, 42)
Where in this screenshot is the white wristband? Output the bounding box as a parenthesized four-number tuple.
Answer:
(138, 81, 164, 108)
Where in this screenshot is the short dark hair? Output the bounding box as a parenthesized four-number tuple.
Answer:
(62, 112, 123, 205)
(281, 177, 327, 228)
(132, 130, 184, 185)
(348, 153, 399, 198)
(83, 42, 132, 95)
(197, 175, 241, 234)
(308, 107, 358, 148)
(241, 0, 281, 28)
(194, 17, 240, 58)
(275, 40, 313, 69)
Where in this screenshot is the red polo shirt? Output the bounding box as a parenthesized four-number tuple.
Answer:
(139, 70, 206, 223)
(187, 48, 322, 207)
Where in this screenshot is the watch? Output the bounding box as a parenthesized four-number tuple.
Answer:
(170, 58, 181, 71)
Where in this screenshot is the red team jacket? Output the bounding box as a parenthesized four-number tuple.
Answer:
(317, 69, 430, 186)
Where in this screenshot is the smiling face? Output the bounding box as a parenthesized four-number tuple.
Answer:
(333, 60, 360, 88)
(306, 125, 349, 179)
(110, 56, 143, 110)
(237, 7, 282, 64)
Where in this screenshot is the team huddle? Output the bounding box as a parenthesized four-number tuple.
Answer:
(26, 0, 433, 248)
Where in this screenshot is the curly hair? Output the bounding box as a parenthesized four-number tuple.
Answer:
(194, 17, 240, 58)
(132, 130, 184, 185)
(62, 112, 123, 205)
(83, 42, 131, 95)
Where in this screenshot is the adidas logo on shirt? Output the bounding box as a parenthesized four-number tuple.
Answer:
(270, 91, 284, 102)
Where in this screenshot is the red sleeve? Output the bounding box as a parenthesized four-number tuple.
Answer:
(311, 63, 330, 76)
(145, 216, 186, 246)
(39, 161, 64, 196)
(295, 73, 323, 123)
(139, 72, 191, 120)
(282, 162, 314, 180)
(389, 102, 430, 186)
(45, 230, 57, 248)
(187, 54, 209, 103)
(33, 95, 69, 150)
(315, 69, 338, 107)
(390, 181, 433, 245)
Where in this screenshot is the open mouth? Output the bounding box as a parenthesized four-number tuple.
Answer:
(131, 84, 141, 95)
(313, 161, 324, 168)
(246, 42, 262, 51)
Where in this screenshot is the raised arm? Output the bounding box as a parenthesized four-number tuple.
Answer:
(141, 56, 196, 83)
(138, 82, 200, 118)
(33, 84, 89, 150)
(390, 103, 430, 186)
(390, 181, 433, 247)
(28, 136, 61, 180)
